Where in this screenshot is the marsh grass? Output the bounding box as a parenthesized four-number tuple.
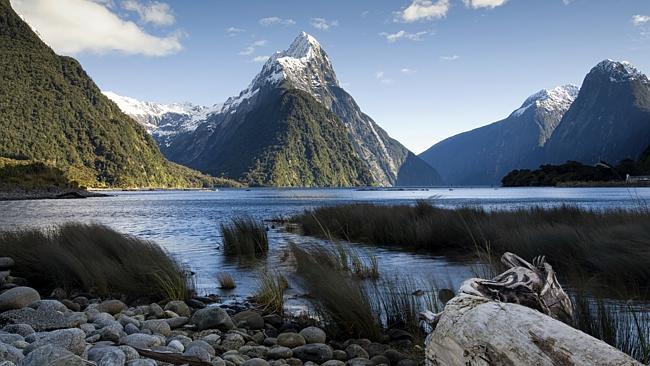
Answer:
(294, 202, 650, 290)
(217, 272, 236, 290)
(254, 270, 288, 315)
(0, 223, 193, 301)
(290, 243, 444, 341)
(572, 290, 650, 363)
(221, 217, 268, 258)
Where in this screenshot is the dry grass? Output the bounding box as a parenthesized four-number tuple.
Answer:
(0, 223, 193, 301)
(254, 270, 287, 316)
(221, 217, 269, 258)
(216, 272, 236, 290)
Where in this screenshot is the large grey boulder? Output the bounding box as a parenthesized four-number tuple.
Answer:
(0, 287, 40, 312)
(232, 310, 264, 330)
(0, 342, 23, 363)
(0, 307, 87, 332)
(18, 345, 86, 366)
(88, 346, 126, 366)
(292, 343, 333, 364)
(141, 319, 171, 336)
(24, 328, 86, 356)
(120, 333, 164, 349)
(299, 327, 326, 344)
(163, 301, 191, 318)
(190, 306, 234, 331)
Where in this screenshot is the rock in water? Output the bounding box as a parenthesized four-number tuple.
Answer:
(425, 295, 641, 365)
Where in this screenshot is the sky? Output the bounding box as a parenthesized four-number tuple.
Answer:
(12, 0, 650, 153)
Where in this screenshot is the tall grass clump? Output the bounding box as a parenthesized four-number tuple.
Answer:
(0, 223, 193, 301)
(291, 243, 443, 341)
(572, 291, 650, 363)
(254, 270, 288, 316)
(217, 272, 236, 290)
(293, 202, 650, 291)
(221, 217, 268, 258)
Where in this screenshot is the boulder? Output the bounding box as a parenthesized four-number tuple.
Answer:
(19, 345, 86, 366)
(291, 343, 332, 364)
(0, 307, 86, 332)
(95, 300, 127, 315)
(277, 333, 306, 348)
(267, 346, 292, 359)
(142, 319, 171, 336)
(345, 344, 368, 359)
(2, 324, 34, 337)
(241, 358, 270, 366)
(120, 333, 163, 349)
(164, 301, 191, 318)
(87, 346, 126, 366)
(233, 310, 264, 330)
(221, 332, 246, 351)
(24, 328, 86, 356)
(425, 294, 642, 366)
(190, 306, 234, 331)
(0, 342, 23, 364)
(298, 327, 326, 344)
(0, 287, 40, 312)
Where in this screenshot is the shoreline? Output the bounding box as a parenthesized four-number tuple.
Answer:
(0, 188, 110, 201)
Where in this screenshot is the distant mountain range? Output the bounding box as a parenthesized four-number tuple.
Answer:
(0, 0, 234, 188)
(420, 60, 650, 186)
(107, 33, 442, 187)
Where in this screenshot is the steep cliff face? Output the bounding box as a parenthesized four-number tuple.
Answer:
(544, 60, 650, 165)
(420, 86, 578, 185)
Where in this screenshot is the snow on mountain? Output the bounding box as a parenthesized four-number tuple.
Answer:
(103, 91, 223, 136)
(593, 60, 648, 83)
(512, 85, 579, 118)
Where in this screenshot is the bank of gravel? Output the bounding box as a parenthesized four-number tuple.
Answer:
(0, 257, 420, 366)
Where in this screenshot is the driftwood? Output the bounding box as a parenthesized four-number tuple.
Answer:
(424, 253, 641, 366)
(133, 347, 212, 366)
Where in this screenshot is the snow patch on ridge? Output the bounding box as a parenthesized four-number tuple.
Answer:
(512, 85, 579, 117)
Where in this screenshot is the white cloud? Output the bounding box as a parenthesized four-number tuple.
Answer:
(252, 55, 270, 63)
(122, 0, 175, 26)
(400, 68, 417, 74)
(375, 71, 393, 84)
(462, 0, 508, 9)
(310, 18, 339, 30)
(239, 40, 267, 56)
(11, 0, 183, 56)
(259, 16, 295, 27)
(440, 55, 460, 61)
(226, 27, 245, 36)
(380, 30, 429, 42)
(632, 15, 650, 26)
(396, 0, 450, 23)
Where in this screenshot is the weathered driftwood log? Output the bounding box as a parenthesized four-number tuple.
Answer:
(424, 253, 641, 366)
(425, 295, 640, 365)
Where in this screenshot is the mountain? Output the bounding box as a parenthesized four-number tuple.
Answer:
(543, 60, 650, 165)
(0, 0, 234, 188)
(419, 85, 579, 185)
(122, 32, 441, 187)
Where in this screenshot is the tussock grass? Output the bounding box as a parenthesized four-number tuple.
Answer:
(221, 217, 268, 258)
(293, 202, 650, 289)
(290, 244, 443, 341)
(217, 272, 236, 290)
(0, 223, 193, 301)
(572, 291, 650, 363)
(254, 270, 287, 316)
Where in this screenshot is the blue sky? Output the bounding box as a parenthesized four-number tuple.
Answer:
(13, 0, 650, 153)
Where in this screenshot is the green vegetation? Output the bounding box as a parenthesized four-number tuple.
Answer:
(220, 217, 269, 257)
(216, 272, 237, 290)
(0, 0, 237, 189)
(502, 146, 650, 187)
(0, 223, 193, 301)
(572, 291, 650, 364)
(292, 202, 650, 291)
(290, 243, 442, 341)
(0, 157, 78, 190)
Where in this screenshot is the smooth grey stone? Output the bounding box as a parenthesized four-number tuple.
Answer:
(142, 319, 171, 336)
(88, 346, 126, 366)
(0, 342, 23, 363)
(0, 287, 40, 312)
(298, 327, 326, 344)
(190, 306, 234, 331)
(117, 345, 139, 361)
(165, 316, 188, 329)
(232, 311, 264, 330)
(126, 359, 157, 366)
(167, 339, 184, 352)
(241, 358, 269, 366)
(95, 300, 127, 315)
(322, 361, 345, 366)
(345, 344, 369, 359)
(24, 328, 86, 355)
(221, 332, 245, 351)
(19, 344, 86, 366)
(291, 344, 333, 364)
(123, 323, 139, 335)
(239, 345, 268, 359)
(0, 333, 23, 344)
(0, 308, 86, 332)
(277, 333, 306, 348)
(267, 346, 292, 359)
(2, 324, 34, 337)
(119, 333, 163, 349)
(27, 300, 67, 313)
(164, 301, 191, 318)
(345, 358, 373, 366)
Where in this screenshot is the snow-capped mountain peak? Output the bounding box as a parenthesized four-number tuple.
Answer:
(592, 59, 647, 83)
(513, 84, 579, 117)
(284, 31, 322, 59)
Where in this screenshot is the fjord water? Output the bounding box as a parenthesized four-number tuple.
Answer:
(1, 187, 648, 298)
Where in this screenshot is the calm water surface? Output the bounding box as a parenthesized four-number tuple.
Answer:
(1, 187, 648, 297)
